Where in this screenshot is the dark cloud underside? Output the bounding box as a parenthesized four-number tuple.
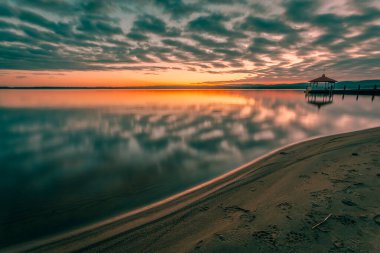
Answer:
(0, 0, 379, 81)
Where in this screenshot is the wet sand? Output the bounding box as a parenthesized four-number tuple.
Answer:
(8, 127, 380, 253)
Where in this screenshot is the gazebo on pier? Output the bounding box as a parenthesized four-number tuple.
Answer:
(308, 73, 337, 90)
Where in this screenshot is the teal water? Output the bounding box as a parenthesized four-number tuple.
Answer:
(0, 90, 379, 248)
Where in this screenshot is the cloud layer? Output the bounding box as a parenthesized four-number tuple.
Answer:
(0, 0, 379, 83)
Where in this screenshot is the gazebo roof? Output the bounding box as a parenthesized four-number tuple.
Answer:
(309, 74, 337, 83)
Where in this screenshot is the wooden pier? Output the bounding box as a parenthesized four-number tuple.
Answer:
(306, 88, 380, 96)
(306, 73, 379, 96)
(305, 89, 380, 96)
(305, 86, 378, 110)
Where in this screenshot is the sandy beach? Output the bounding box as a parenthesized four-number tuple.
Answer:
(8, 127, 380, 253)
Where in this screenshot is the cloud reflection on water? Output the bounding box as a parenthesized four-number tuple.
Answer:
(0, 90, 379, 247)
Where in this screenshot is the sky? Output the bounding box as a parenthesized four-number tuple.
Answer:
(0, 0, 379, 87)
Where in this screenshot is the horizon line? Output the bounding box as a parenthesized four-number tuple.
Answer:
(1, 79, 379, 90)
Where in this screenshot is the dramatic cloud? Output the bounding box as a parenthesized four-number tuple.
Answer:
(0, 0, 379, 83)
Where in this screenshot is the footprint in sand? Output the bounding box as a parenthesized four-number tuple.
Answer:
(240, 212, 256, 222)
(215, 233, 225, 241)
(341, 199, 357, 207)
(310, 189, 332, 208)
(194, 240, 203, 250)
(252, 225, 279, 248)
(353, 182, 366, 187)
(222, 205, 255, 223)
(374, 215, 380, 226)
(333, 215, 356, 225)
(277, 202, 292, 211)
(285, 231, 309, 244)
(333, 240, 345, 249)
(223, 205, 249, 213)
(252, 231, 277, 247)
(299, 174, 310, 180)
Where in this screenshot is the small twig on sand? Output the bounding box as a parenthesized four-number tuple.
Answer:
(312, 213, 332, 229)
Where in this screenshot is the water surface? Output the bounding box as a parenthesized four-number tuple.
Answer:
(0, 90, 379, 248)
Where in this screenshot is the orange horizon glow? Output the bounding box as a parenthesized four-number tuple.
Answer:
(1, 68, 376, 87)
(0, 69, 313, 87)
(0, 89, 305, 108)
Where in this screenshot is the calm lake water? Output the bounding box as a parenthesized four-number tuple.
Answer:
(0, 90, 379, 248)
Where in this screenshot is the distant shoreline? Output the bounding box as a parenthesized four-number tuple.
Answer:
(0, 86, 306, 90)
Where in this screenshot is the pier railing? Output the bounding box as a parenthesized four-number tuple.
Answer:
(306, 85, 379, 96)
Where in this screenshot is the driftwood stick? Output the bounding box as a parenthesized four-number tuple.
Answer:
(312, 213, 332, 229)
